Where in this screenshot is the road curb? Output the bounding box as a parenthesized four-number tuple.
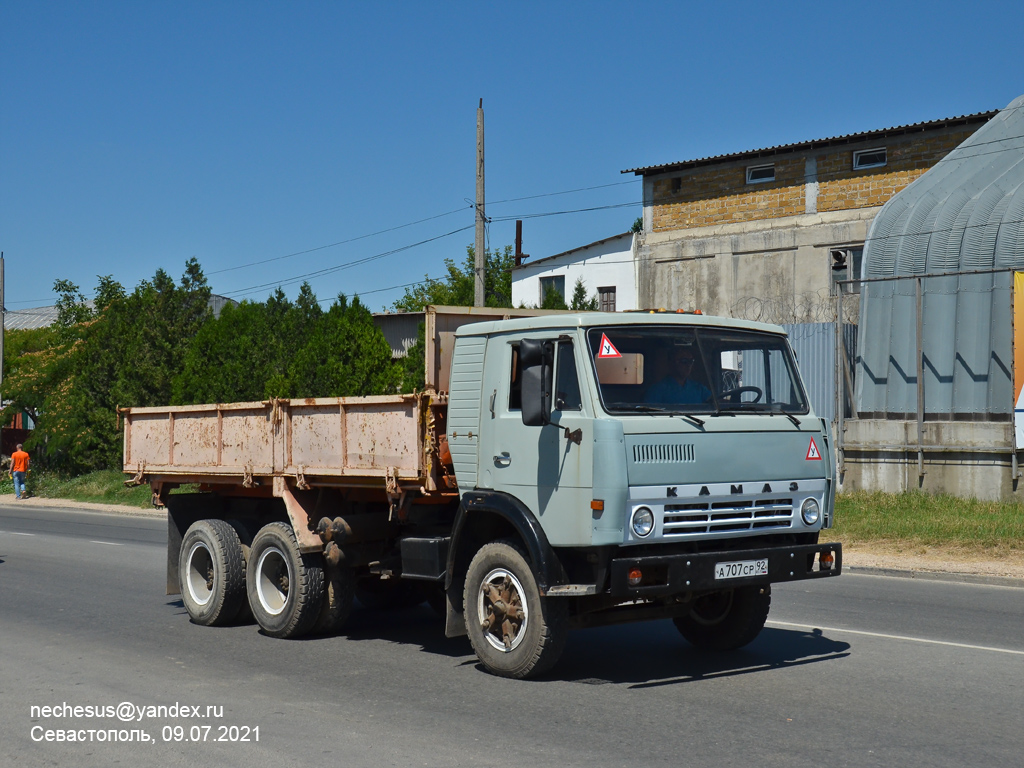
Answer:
(845, 564, 1024, 588)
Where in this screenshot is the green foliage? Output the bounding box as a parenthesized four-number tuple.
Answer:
(173, 285, 400, 402)
(631, 216, 643, 234)
(173, 299, 282, 403)
(569, 277, 598, 311)
(400, 322, 427, 393)
(392, 244, 515, 312)
(28, 469, 158, 508)
(540, 285, 568, 310)
(3, 260, 212, 474)
(281, 294, 401, 397)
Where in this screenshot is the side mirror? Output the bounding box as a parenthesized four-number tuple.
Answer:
(520, 338, 553, 427)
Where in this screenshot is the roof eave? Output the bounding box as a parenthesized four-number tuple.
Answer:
(622, 111, 999, 177)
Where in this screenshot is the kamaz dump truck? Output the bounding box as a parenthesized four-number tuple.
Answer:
(123, 306, 841, 678)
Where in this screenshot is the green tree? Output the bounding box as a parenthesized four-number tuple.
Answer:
(569, 277, 599, 311)
(3, 261, 214, 473)
(173, 300, 280, 404)
(284, 294, 401, 397)
(392, 244, 515, 312)
(540, 283, 568, 310)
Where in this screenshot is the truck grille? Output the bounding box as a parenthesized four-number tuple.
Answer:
(663, 498, 793, 535)
(632, 443, 695, 463)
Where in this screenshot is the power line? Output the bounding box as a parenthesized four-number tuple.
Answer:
(488, 179, 639, 206)
(225, 225, 475, 299)
(206, 180, 643, 279)
(207, 205, 473, 276)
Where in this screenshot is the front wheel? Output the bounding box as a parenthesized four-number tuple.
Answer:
(179, 519, 247, 626)
(673, 585, 771, 651)
(463, 541, 568, 679)
(246, 522, 325, 639)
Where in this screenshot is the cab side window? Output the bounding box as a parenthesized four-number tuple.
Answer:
(508, 344, 522, 411)
(555, 342, 582, 411)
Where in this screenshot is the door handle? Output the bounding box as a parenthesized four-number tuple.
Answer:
(493, 452, 512, 468)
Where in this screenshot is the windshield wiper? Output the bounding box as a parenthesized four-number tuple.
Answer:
(773, 409, 802, 427)
(622, 405, 705, 428)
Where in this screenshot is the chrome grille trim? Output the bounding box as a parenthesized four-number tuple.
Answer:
(625, 478, 827, 545)
(663, 498, 793, 536)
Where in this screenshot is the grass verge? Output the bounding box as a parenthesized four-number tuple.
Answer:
(16, 469, 196, 509)
(834, 491, 1024, 556)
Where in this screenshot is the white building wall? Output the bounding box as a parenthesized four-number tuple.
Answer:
(511, 233, 637, 310)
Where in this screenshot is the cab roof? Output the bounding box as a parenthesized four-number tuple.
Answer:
(452, 310, 787, 338)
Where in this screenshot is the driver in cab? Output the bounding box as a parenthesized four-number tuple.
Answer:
(646, 345, 711, 405)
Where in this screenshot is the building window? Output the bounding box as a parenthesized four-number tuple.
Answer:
(539, 275, 565, 304)
(746, 164, 775, 184)
(853, 147, 887, 170)
(830, 247, 864, 294)
(598, 286, 616, 312)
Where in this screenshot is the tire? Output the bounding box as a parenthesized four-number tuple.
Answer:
(463, 540, 568, 679)
(179, 519, 247, 627)
(246, 522, 325, 639)
(673, 585, 771, 651)
(355, 577, 425, 610)
(313, 564, 355, 634)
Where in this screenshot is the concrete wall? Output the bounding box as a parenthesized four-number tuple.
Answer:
(636, 124, 982, 323)
(637, 208, 874, 320)
(511, 233, 637, 310)
(839, 419, 1018, 501)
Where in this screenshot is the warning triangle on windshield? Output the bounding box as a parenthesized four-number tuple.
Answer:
(597, 333, 621, 358)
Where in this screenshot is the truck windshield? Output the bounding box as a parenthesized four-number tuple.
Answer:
(586, 325, 808, 415)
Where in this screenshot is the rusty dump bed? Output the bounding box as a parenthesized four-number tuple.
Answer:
(122, 394, 450, 495)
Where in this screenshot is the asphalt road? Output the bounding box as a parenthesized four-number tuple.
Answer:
(2, 503, 1022, 767)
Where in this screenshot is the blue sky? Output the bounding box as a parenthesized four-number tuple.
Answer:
(2, 1, 1022, 313)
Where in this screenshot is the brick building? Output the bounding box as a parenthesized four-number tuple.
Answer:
(624, 110, 997, 323)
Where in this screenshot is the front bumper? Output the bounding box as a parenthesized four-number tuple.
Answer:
(609, 541, 842, 597)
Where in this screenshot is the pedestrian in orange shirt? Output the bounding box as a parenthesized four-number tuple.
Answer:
(11, 444, 29, 500)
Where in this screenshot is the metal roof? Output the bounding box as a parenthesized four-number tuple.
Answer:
(855, 95, 1024, 418)
(512, 231, 633, 271)
(622, 110, 998, 177)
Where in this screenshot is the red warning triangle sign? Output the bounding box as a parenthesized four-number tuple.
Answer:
(805, 438, 822, 461)
(597, 333, 621, 358)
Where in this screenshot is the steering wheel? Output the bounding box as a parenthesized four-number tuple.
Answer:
(719, 386, 763, 403)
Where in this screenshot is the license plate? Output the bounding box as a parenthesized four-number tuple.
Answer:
(714, 559, 768, 580)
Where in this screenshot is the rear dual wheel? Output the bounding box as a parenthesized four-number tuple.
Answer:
(179, 519, 247, 626)
(247, 522, 325, 639)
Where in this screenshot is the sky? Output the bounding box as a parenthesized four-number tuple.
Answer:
(2, 1, 1023, 316)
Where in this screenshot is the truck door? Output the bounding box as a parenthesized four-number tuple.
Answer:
(478, 336, 594, 548)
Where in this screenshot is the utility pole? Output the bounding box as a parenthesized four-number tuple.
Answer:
(514, 220, 529, 267)
(474, 99, 485, 307)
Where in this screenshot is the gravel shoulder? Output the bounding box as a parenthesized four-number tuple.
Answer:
(7, 494, 1022, 585)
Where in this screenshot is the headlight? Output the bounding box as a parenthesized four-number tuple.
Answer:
(800, 498, 821, 526)
(631, 507, 655, 537)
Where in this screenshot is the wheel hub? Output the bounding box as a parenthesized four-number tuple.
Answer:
(478, 569, 529, 652)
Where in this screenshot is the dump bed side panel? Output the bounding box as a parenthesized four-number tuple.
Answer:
(123, 396, 425, 482)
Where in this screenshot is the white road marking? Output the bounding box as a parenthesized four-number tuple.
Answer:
(1, 531, 35, 536)
(89, 540, 123, 546)
(769, 620, 1024, 656)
